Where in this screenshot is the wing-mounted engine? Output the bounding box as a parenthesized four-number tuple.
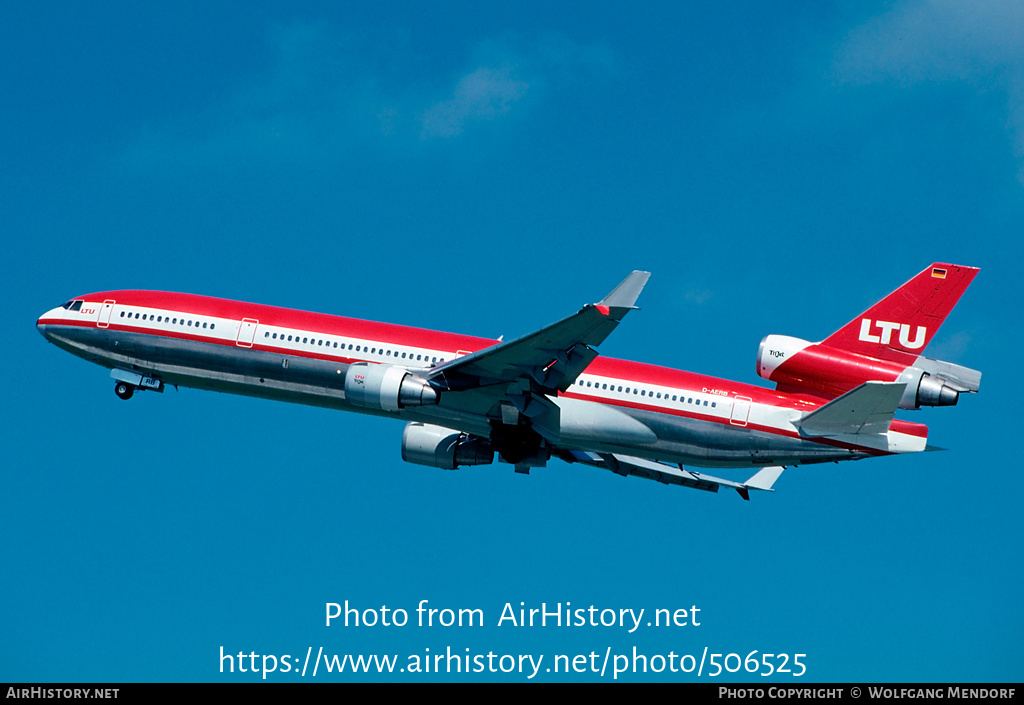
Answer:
(756, 334, 980, 409)
(401, 422, 494, 470)
(344, 363, 439, 411)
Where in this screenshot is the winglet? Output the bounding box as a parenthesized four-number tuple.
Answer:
(598, 271, 651, 310)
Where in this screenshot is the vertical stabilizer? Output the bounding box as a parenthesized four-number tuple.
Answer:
(822, 263, 978, 365)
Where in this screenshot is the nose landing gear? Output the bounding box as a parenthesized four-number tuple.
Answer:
(114, 382, 135, 400)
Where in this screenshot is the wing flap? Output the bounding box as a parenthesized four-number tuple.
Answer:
(568, 451, 783, 500)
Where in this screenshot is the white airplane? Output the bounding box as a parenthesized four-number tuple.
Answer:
(37, 263, 980, 499)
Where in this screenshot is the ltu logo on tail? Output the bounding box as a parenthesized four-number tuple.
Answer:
(858, 319, 926, 348)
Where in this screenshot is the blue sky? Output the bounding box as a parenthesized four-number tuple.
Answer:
(3, 2, 1021, 682)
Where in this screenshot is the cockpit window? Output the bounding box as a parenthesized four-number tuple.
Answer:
(61, 300, 83, 312)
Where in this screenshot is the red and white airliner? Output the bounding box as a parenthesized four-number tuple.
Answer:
(36, 263, 980, 499)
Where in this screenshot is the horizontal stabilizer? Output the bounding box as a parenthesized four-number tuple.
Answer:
(797, 381, 905, 437)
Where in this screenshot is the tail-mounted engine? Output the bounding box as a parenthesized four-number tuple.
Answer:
(344, 363, 439, 411)
(401, 422, 494, 470)
(756, 335, 980, 409)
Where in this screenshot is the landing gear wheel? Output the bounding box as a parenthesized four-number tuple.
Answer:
(115, 382, 135, 400)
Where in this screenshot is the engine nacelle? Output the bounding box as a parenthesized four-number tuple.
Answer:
(756, 335, 815, 381)
(910, 372, 960, 407)
(756, 335, 972, 409)
(344, 363, 439, 411)
(401, 422, 494, 470)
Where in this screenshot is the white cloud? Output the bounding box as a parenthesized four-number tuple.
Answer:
(835, 0, 1024, 177)
(120, 24, 612, 170)
(419, 66, 529, 138)
(836, 0, 1024, 83)
(926, 330, 972, 363)
(685, 289, 714, 305)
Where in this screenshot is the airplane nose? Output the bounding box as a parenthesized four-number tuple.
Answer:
(37, 309, 57, 341)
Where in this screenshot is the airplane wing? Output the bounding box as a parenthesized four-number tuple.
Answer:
(427, 271, 650, 396)
(564, 450, 784, 500)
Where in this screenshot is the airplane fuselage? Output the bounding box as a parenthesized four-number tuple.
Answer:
(37, 288, 924, 477)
